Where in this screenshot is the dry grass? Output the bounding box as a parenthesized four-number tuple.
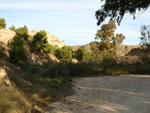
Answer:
(0, 87, 32, 113)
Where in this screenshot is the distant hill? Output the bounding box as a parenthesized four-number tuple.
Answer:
(72, 43, 143, 64)
(71, 43, 91, 52)
(72, 43, 141, 56)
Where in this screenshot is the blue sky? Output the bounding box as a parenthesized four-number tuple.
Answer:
(0, 0, 150, 46)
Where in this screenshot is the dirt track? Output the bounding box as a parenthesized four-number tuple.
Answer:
(47, 75, 150, 113)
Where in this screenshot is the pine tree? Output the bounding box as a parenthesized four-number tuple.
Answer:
(8, 36, 28, 64)
(0, 18, 6, 28)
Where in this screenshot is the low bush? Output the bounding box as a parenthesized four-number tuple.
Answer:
(0, 46, 5, 58)
(43, 63, 70, 78)
(43, 63, 102, 77)
(102, 56, 116, 66)
(104, 63, 150, 75)
(142, 55, 150, 64)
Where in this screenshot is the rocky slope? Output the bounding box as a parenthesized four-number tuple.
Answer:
(0, 29, 64, 64)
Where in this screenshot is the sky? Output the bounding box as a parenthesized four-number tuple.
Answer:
(0, 0, 150, 46)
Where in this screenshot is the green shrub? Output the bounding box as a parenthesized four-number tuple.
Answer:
(0, 46, 5, 58)
(104, 64, 129, 75)
(0, 18, 6, 28)
(30, 30, 48, 52)
(89, 52, 103, 63)
(43, 43, 56, 53)
(43, 63, 69, 78)
(142, 55, 150, 64)
(67, 63, 97, 76)
(104, 63, 150, 75)
(55, 46, 73, 63)
(75, 47, 90, 62)
(15, 25, 29, 40)
(102, 56, 116, 66)
(8, 36, 28, 64)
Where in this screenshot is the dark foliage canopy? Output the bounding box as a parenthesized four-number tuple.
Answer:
(96, 0, 150, 25)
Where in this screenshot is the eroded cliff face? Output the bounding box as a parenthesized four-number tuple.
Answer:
(0, 29, 66, 48)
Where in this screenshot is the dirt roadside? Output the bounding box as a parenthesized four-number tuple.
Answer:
(47, 75, 150, 113)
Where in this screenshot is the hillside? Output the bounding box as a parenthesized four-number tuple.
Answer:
(72, 44, 144, 64)
(72, 44, 141, 55)
(0, 29, 65, 64)
(0, 29, 65, 48)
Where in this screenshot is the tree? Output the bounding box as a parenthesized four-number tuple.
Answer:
(8, 36, 28, 64)
(0, 18, 6, 28)
(15, 25, 29, 40)
(96, 0, 150, 25)
(75, 47, 90, 62)
(95, 19, 125, 51)
(30, 30, 48, 52)
(9, 24, 16, 31)
(139, 25, 150, 45)
(55, 46, 73, 63)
